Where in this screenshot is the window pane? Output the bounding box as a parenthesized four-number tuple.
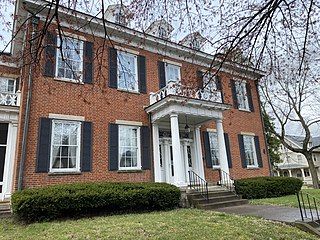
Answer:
(118, 52, 137, 91)
(119, 126, 139, 169)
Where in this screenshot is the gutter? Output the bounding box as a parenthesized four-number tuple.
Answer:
(17, 16, 39, 191)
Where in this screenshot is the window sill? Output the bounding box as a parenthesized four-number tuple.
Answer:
(212, 166, 221, 170)
(246, 166, 259, 170)
(117, 169, 144, 173)
(117, 88, 140, 95)
(54, 77, 84, 85)
(48, 171, 82, 176)
(238, 108, 251, 113)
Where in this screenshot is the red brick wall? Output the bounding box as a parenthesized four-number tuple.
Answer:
(14, 23, 270, 189)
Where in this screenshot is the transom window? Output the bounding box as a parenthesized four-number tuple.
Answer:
(235, 81, 249, 110)
(50, 120, 81, 172)
(56, 36, 83, 81)
(209, 132, 220, 167)
(243, 135, 257, 167)
(117, 51, 138, 92)
(165, 63, 180, 84)
(0, 78, 15, 93)
(119, 125, 141, 170)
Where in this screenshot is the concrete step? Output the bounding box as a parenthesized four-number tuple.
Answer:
(192, 195, 241, 204)
(197, 199, 249, 210)
(188, 190, 235, 198)
(0, 204, 10, 211)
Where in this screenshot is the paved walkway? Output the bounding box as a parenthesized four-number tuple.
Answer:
(215, 204, 306, 223)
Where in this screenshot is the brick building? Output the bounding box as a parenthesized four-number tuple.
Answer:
(0, 0, 271, 201)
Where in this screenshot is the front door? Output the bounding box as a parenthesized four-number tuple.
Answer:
(0, 123, 8, 201)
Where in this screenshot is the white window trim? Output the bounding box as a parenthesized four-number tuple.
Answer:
(235, 80, 250, 111)
(118, 125, 141, 171)
(164, 62, 181, 84)
(243, 135, 258, 168)
(49, 120, 82, 173)
(209, 132, 220, 168)
(0, 77, 16, 93)
(55, 36, 84, 83)
(117, 51, 139, 93)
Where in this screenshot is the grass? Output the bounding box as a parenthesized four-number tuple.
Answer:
(0, 209, 317, 240)
(250, 189, 320, 208)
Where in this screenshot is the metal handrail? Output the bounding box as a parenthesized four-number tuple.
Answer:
(296, 191, 320, 223)
(188, 170, 209, 201)
(219, 169, 235, 192)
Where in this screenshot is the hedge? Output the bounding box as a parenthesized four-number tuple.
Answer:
(11, 182, 181, 222)
(234, 176, 303, 199)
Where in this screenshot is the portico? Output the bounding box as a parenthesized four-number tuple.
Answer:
(146, 81, 231, 186)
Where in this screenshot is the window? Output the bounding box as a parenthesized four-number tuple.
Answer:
(56, 36, 83, 81)
(209, 132, 220, 167)
(117, 51, 138, 92)
(50, 120, 81, 172)
(192, 39, 200, 50)
(243, 135, 258, 167)
(314, 155, 317, 161)
(158, 26, 167, 38)
(165, 63, 180, 84)
(203, 73, 217, 94)
(119, 125, 141, 170)
(304, 169, 310, 177)
(115, 10, 126, 25)
(0, 78, 15, 93)
(235, 81, 249, 110)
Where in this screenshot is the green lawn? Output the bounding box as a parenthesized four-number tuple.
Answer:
(0, 209, 317, 240)
(250, 189, 320, 208)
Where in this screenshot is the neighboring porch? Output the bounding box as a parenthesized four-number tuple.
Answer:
(146, 80, 231, 187)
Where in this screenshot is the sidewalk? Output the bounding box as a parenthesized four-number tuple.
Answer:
(215, 204, 305, 223)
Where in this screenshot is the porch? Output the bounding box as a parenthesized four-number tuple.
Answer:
(146, 80, 231, 187)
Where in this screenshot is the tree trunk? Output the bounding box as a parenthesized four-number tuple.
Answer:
(304, 152, 319, 189)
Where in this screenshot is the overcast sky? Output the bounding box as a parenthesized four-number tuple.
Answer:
(0, 0, 15, 53)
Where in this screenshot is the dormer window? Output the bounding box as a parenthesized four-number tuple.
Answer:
(115, 11, 126, 25)
(192, 39, 200, 50)
(158, 26, 167, 39)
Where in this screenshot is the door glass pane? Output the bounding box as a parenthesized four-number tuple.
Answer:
(187, 146, 192, 167)
(170, 146, 174, 176)
(0, 123, 8, 145)
(0, 146, 6, 183)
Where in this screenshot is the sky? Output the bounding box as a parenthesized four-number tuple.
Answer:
(0, 0, 15, 53)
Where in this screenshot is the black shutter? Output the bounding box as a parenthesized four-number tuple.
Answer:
(36, 118, 52, 172)
(230, 80, 238, 109)
(83, 41, 93, 84)
(108, 123, 119, 171)
(158, 61, 166, 89)
(216, 76, 224, 103)
(203, 132, 212, 168)
(238, 134, 247, 168)
(197, 70, 203, 90)
(109, 48, 118, 88)
(254, 136, 263, 167)
(224, 133, 232, 168)
(246, 83, 254, 112)
(141, 126, 151, 170)
(138, 55, 147, 93)
(15, 78, 20, 92)
(44, 32, 57, 77)
(81, 121, 92, 172)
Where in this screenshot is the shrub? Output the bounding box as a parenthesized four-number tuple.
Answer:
(234, 176, 303, 199)
(11, 182, 180, 222)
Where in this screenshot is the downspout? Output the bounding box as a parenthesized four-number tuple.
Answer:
(17, 15, 39, 191)
(255, 80, 273, 176)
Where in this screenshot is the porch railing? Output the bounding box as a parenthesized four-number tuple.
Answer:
(188, 170, 209, 201)
(296, 191, 320, 223)
(0, 91, 21, 107)
(219, 169, 235, 192)
(150, 81, 222, 105)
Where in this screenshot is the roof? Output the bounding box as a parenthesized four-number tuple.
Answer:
(285, 135, 320, 151)
(277, 163, 309, 170)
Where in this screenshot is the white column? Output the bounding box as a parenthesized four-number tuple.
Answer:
(276, 170, 280, 176)
(3, 123, 18, 200)
(301, 168, 305, 179)
(152, 124, 161, 182)
(195, 127, 205, 179)
(164, 139, 171, 183)
(182, 140, 189, 183)
(216, 119, 230, 179)
(170, 113, 185, 186)
(288, 169, 292, 177)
